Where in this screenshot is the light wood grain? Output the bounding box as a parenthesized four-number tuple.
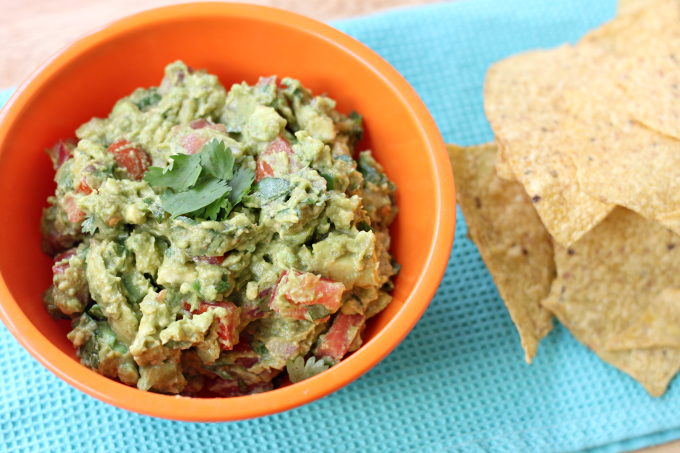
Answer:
(0, 0, 442, 90)
(0, 1, 679, 452)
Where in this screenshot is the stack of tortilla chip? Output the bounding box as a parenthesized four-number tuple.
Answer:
(449, 0, 680, 396)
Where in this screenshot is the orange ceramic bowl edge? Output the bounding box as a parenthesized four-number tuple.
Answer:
(0, 3, 455, 422)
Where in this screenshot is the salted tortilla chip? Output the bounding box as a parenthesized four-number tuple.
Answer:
(584, 0, 680, 54)
(607, 287, 680, 351)
(542, 207, 680, 396)
(561, 63, 680, 237)
(448, 143, 554, 363)
(614, 29, 680, 141)
(618, 0, 655, 15)
(494, 140, 516, 181)
(484, 46, 613, 247)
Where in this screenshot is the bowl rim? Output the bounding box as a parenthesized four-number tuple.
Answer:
(0, 2, 455, 422)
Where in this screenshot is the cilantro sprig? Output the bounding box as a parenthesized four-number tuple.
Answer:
(286, 356, 329, 383)
(143, 139, 255, 221)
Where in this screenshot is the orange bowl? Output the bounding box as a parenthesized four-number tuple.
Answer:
(0, 3, 454, 421)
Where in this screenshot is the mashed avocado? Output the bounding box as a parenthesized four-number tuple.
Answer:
(41, 61, 398, 396)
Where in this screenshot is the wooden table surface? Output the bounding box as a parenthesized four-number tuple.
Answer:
(0, 1, 677, 451)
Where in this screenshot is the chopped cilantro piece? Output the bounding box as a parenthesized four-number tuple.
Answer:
(357, 158, 385, 185)
(391, 258, 401, 275)
(307, 304, 330, 321)
(215, 276, 232, 293)
(286, 356, 329, 384)
(251, 340, 269, 357)
(81, 215, 97, 234)
(135, 90, 162, 111)
(334, 154, 354, 164)
(357, 221, 373, 232)
(253, 178, 290, 200)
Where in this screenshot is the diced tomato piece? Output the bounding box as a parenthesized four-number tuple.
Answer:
(315, 313, 365, 362)
(269, 271, 344, 321)
(47, 138, 77, 170)
(53, 248, 78, 275)
(182, 301, 240, 350)
(62, 194, 85, 223)
(189, 118, 212, 129)
(77, 180, 93, 195)
(181, 133, 207, 155)
(285, 274, 344, 309)
(192, 255, 226, 266)
(256, 160, 274, 182)
(255, 136, 298, 182)
(107, 139, 151, 180)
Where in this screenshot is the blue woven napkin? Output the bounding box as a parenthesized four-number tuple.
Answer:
(2, 1, 680, 452)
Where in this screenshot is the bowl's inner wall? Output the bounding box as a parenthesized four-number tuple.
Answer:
(0, 15, 439, 363)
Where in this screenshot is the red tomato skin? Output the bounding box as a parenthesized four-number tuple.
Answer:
(77, 180, 93, 195)
(53, 249, 78, 274)
(255, 136, 297, 182)
(181, 300, 240, 349)
(107, 139, 151, 180)
(48, 138, 77, 170)
(63, 194, 85, 223)
(269, 270, 344, 320)
(315, 313, 365, 362)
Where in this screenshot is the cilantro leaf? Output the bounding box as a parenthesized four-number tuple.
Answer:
(204, 195, 231, 221)
(160, 176, 230, 218)
(200, 139, 235, 180)
(307, 304, 330, 321)
(227, 167, 256, 207)
(253, 177, 290, 200)
(356, 221, 373, 233)
(203, 364, 234, 381)
(135, 89, 162, 111)
(81, 215, 98, 234)
(144, 153, 202, 191)
(286, 356, 329, 384)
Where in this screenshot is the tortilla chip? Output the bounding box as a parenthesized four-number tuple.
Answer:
(494, 140, 516, 181)
(448, 143, 554, 363)
(561, 65, 680, 237)
(542, 207, 680, 396)
(584, 0, 680, 54)
(484, 46, 614, 247)
(607, 287, 680, 351)
(614, 29, 680, 141)
(618, 0, 655, 15)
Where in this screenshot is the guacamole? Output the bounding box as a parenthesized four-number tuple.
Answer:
(41, 61, 398, 396)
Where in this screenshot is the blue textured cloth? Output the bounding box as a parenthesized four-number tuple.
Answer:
(2, 1, 680, 452)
